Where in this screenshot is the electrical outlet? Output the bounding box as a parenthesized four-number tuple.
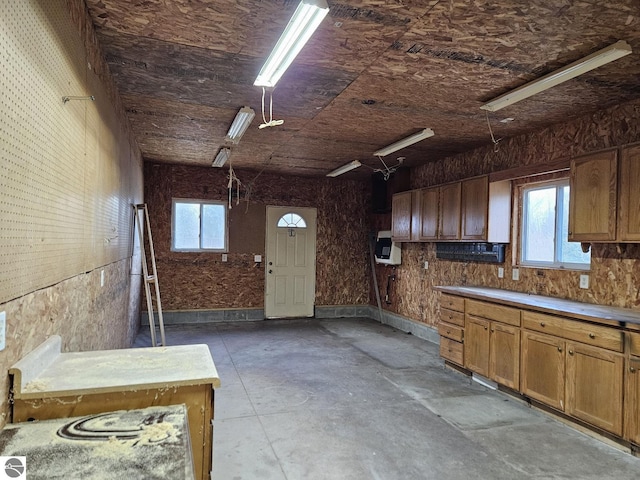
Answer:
(100, 269, 105, 287)
(0, 312, 6, 351)
(579, 274, 589, 289)
(512, 268, 520, 281)
(423, 261, 429, 270)
(254, 255, 262, 263)
(498, 267, 504, 278)
(222, 253, 228, 262)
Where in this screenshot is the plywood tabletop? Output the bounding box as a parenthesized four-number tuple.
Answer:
(436, 286, 640, 326)
(11, 339, 220, 400)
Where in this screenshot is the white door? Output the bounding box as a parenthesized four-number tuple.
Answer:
(265, 206, 317, 318)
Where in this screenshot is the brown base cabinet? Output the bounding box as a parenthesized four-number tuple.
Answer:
(521, 331, 565, 410)
(625, 358, 640, 444)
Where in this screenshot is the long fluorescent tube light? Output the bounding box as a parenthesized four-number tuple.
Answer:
(212, 147, 231, 168)
(481, 40, 632, 112)
(224, 106, 255, 144)
(373, 128, 435, 157)
(326, 160, 361, 177)
(254, 0, 329, 88)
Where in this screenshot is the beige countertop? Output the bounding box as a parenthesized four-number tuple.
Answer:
(10, 336, 220, 400)
(436, 286, 640, 327)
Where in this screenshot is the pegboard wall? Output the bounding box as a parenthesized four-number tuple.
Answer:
(0, 0, 142, 304)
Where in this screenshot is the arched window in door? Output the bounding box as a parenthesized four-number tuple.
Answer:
(277, 213, 307, 228)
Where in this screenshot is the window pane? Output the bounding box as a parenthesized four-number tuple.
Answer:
(174, 203, 200, 249)
(277, 213, 306, 228)
(201, 204, 226, 249)
(523, 187, 556, 262)
(558, 186, 591, 264)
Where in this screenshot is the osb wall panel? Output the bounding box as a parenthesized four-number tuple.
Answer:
(0, 259, 136, 425)
(144, 163, 370, 310)
(0, 0, 142, 304)
(376, 97, 640, 328)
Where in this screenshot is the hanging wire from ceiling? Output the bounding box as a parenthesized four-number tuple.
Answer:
(363, 156, 405, 181)
(259, 87, 284, 129)
(227, 163, 243, 210)
(485, 111, 502, 153)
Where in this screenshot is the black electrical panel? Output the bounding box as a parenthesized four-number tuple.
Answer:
(435, 242, 506, 263)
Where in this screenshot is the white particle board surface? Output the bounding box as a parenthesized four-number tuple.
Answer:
(10, 335, 220, 400)
(0, 405, 195, 480)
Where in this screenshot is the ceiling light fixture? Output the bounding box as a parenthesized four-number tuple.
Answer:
(212, 147, 231, 168)
(373, 128, 435, 157)
(326, 160, 361, 177)
(254, 0, 330, 88)
(224, 106, 255, 144)
(481, 40, 632, 112)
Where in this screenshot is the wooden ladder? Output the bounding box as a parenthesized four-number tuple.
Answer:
(133, 204, 166, 347)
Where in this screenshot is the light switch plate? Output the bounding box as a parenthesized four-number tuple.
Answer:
(498, 267, 504, 278)
(579, 274, 589, 289)
(254, 255, 262, 263)
(0, 311, 6, 351)
(423, 261, 429, 270)
(222, 253, 228, 262)
(512, 268, 520, 281)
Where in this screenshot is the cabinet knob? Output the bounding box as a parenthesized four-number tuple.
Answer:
(588, 333, 595, 339)
(490, 328, 495, 333)
(558, 347, 562, 352)
(540, 322, 545, 327)
(484, 325, 488, 330)
(569, 350, 574, 355)
(631, 367, 637, 373)
(446, 330, 451, 334)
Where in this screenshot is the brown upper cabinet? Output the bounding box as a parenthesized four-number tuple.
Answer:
(391, 176, 511, 243)
(569, 146, 640, 243)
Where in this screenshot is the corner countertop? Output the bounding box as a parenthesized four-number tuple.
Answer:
(10, 336, 221, 400)
(435, 286, 640, 327)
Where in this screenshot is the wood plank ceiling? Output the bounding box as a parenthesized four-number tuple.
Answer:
(84, 0, 640, 177)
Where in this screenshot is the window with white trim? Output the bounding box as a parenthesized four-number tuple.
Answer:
(520, 180, 590, 269)
(172, 199, 227, 252)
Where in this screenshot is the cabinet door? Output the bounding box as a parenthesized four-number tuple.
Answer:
(568, 150, 617, 242)
(565, 342, 623, 435)
(465, 315, 490, 377)
(391, 191, 412, 242)
(439, 183, 461, 240)
(490, 323, 520, 390)
(419, 187, 439, 240)
(624, 358, 640, 444)
(410, 190, 422, 241)
(618, 145, 640, 241)
(521, 331, 565, 410)
(461, 176, 488, 240)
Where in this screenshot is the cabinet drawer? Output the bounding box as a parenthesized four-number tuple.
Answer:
(441, 294, 464, 313)
(629, 331, 640, 356)
(523, 311, 623, 352)
(438, 322, 464, 342)
(466, 299, 521, 326)
(440, 308, 464, 327)
(440, 337, 463, 365)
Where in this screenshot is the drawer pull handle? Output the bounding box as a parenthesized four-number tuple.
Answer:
(569, 350, 574, 355)
(588, 333, 595, 339)
(631, 367, 637, 373)
(448, 315, 453, 320)
(540, 322, 545, 327)
(446, 330, 451, 334)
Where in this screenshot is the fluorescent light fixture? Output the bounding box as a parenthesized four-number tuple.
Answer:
(254, 0, 329, 88)
(481, 40, 632, 112)
(224, 106, 255, 144)
(373, 128, 435, 157)
(326, 160, 361, 177)
(212, 147, 231, 167)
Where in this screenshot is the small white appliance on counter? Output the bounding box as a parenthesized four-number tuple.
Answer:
(374, 230, 401, 265)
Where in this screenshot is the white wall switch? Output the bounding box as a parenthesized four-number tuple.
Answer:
(254, 255, 262, 263)
(498, 267, 504, 278)
(0, 312, 6, 351)
(221, 254, 228, 262)
(579, 274, 589, 289)
(100, 269, 105, 287)
(512, 268, 520, 281)
(423, 261, 429, 270)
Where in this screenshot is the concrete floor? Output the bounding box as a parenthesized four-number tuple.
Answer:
(134, 318, 640, 480)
